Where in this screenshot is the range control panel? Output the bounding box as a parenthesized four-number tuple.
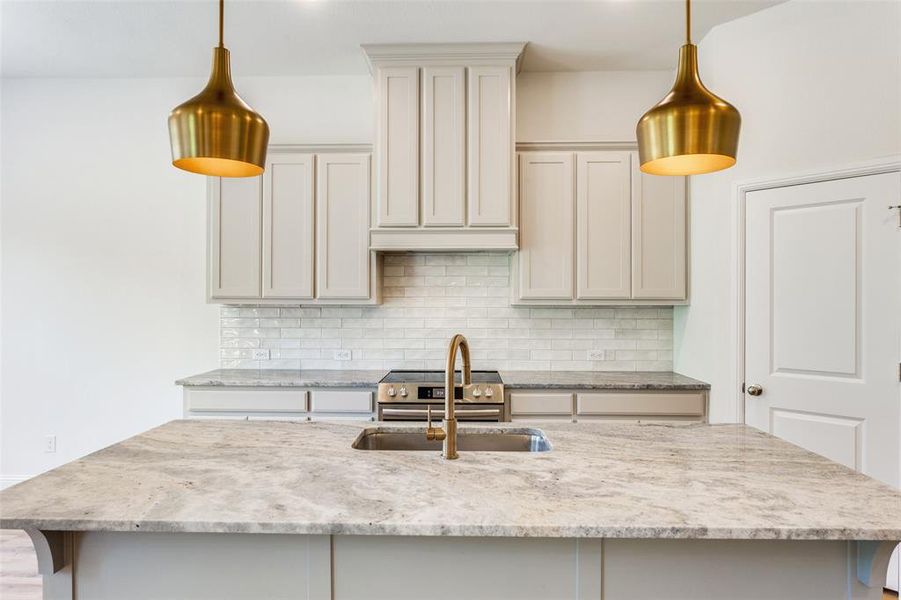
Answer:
(377, 383, 504, 404)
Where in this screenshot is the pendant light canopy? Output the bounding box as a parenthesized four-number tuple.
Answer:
(168, 0, 269, 178)
(636, 0, 740, 176)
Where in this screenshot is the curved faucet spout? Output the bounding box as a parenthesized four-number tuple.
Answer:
(441, 334, 471, 459)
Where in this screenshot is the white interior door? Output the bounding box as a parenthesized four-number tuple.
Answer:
(745, 172, 901, 488)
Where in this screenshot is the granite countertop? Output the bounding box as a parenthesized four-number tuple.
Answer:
(2, 420, 898, 540)
(175, 369, 387, 388)
(499, 370, 710, 390)
(176, 369, 709, 391)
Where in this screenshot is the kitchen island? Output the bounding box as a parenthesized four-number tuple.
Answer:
(2, 420, 899, 599)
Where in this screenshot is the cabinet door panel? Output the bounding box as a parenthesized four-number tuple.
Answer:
(517, 152, 574, 300)
(468, 66, 513, 226)
(209, 176, 262, 299)
(186, 390, 308, 413)
(422, 66, 465, 226)
(310, 391, 373, 413)
(510, 393, 573, 416)
(262, 153, 314, 299)
(631, 159, 687, 299)
(317, 154, 371, 299)
(576, 392, 705, 417)
(576, 152, 632, 299)
(377, 67, 419, 226)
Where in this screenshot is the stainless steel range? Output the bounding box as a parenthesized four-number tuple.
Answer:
(377, 370, 506, 422)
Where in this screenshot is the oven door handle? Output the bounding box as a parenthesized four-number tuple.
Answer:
(381, 408, 502, 418)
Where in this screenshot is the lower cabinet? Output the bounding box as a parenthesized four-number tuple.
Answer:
(208, 146, 380, 305)
(183, 388, 375, 421)
(184, 387, 706, 424)
(509, 390, 708, 423)
(508, 392, 575, 422)
(514, 149, 687, 305)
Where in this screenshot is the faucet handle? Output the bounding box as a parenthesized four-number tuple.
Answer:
(425, 406, 446, 441)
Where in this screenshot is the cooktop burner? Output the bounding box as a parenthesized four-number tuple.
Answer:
(379, 370, 503, 384)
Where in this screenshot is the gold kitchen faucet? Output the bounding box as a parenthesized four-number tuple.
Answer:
(426, 334, 471, 459)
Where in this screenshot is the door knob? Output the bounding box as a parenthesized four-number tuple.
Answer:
(747, 384, 763, 396)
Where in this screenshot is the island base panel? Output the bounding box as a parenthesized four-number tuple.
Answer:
(40, 532, 888, 600)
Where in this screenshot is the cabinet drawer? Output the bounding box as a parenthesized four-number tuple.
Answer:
(510, 393, 573, 416)
(186, 390, 308, 413)
(576, 392, 705, 417)
(310, 391, 373, 413)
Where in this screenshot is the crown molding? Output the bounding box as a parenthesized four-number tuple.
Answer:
(361, 42, 528, 74)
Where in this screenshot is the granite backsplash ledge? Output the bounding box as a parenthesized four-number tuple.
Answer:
(220, 252, 674, 372)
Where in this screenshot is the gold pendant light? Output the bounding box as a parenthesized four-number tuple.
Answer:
(168, 0, 269, 177)
(636, 0, 740, 176)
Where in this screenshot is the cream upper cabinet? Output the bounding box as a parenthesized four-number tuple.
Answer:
(376, 67, 419, 227)
(421, 66, 465, 227)
(209, 176, 262, 299)
(364, 43, 525, 251)
(517, 152, 575, 300)
(316, 153, 371, 300)
(576, 152, 632, 300)
(467, 66, 513, 227)
(514, 148, 687, 305)
(262, 152, 314, 300)
(208, 146, 378, 305)
(631, 156, 687, 300)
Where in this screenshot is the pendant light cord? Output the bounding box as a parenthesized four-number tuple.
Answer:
(685, 0, 691, 44)
(218, 0, 224, 48)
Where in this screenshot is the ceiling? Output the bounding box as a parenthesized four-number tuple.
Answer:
(1, 0, 783, 78)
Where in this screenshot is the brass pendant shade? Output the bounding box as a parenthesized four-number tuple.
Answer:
(636, 0, 740, 176)
(168, 1, 269, 177)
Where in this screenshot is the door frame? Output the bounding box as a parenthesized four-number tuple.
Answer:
(730, 155, 901, 425)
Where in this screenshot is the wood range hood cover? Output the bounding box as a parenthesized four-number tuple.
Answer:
(363, 43, 526, 251)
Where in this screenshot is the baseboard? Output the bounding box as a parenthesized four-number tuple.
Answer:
(0, 475, 31, 490)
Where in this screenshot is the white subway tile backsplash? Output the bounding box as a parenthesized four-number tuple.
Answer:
(219, 253, 674, 371)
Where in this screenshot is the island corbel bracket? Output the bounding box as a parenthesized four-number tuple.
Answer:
(855, 540, 897, 588)
(25, 529, 75, 600)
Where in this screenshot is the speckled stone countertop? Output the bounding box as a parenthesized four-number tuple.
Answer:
(499, 370, 710, 390)
(176, 369, 709, 391)
(175, 369, 387, 388)
(2, 420, 898, 540)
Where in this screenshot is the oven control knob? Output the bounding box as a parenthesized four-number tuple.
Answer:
(485, 387, 494, 398)
(387, 386, 396, 397)
(399, 386, 408, 397)
(472, 387, 482, 398)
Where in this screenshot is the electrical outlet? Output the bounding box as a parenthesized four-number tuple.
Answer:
(335, 349, 352, 361)
(588, 350, 605, 361)
(251, 349, 270, 360)
(44, 435, 57, 453)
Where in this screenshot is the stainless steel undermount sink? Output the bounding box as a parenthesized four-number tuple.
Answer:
(351, 427, 552, 452)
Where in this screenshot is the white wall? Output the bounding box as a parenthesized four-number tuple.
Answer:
(516, 70, 673, 142)
(674, 0, 901, 422)
(0, 74, 373, 484)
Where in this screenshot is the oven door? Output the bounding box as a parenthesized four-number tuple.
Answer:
(379, 403, 504, 422)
